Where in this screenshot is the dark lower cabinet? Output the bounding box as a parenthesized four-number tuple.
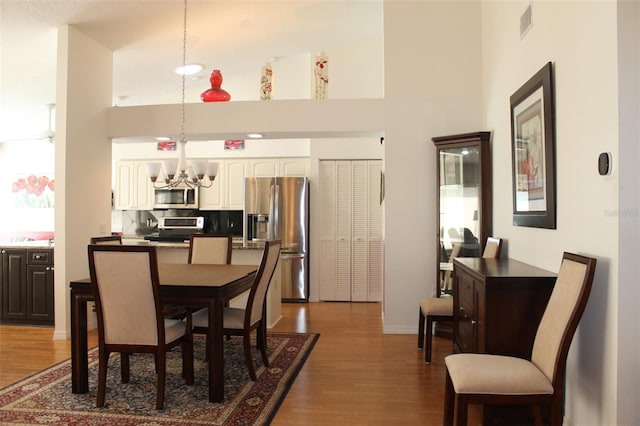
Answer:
(1, 248, 54, 325)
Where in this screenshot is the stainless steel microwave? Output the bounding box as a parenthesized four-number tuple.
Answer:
(153, 185, 199, 209)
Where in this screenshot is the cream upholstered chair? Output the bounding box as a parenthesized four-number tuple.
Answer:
(443, 252, 597, 426)
(87, 244, 194, 410)
(417, 237, 502, 364)
(192, 240, 281, 381)
(188, 233, 233, 265)
(90, 235, 122, 245)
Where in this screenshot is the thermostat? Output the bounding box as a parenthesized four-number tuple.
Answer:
(598, 152, 612, 176)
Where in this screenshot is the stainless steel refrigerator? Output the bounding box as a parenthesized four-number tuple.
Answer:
(244, 177, 309, 301)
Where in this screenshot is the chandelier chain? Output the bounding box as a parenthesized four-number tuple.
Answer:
(143, 0, 218, 190)
(180, 0, 187, 144)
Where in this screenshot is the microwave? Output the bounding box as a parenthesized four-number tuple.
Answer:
(153, 185, 199, 209)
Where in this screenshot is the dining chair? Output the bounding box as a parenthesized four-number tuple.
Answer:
(443, 252, 597, 426)
(188, 233, 233, 265)
(90, 235, 122, 245)
(87, 244, 194, 410)
(418, 237, 503, 364)
(192, 239, 282, 380)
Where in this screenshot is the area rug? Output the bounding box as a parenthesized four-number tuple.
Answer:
(0, 332, 318, 425)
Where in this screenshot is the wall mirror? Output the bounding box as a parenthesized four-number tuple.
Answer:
(432, 132, 492, 298)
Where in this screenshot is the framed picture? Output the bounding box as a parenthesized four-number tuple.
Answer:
(224, 139, 245, 150)
(510, 61, 556, 229)
(157, 141, 176, 151)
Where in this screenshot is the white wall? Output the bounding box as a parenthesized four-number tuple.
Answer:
(54, 26, 113, 339)
(382, 1, 483, 333)
(480, 1, 636, 425)
(615, 2, 639, 425)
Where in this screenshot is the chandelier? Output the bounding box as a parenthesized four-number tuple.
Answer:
(145, 0, 218, 189)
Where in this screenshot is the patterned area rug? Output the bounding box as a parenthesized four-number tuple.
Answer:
(0, 332, 318, 425)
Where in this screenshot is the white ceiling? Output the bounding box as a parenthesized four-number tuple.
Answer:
(0, 0, 383, 141)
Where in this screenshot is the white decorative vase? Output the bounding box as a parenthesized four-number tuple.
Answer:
(260, 63, 273, 100)
(314, 52, 328, 99)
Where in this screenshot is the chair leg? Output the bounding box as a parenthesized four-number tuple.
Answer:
(418, 307, 426, 349)
(550, 399, 564, 426)
(120, 352, 130, 383)
(257, 321, 269, 368)
(182, 335, 194, 385)
(443, 370, 455, 426)
(454, 394, 468, 426)
(531, 405, 544, 426)
(96, 349, 109, 408)
(425, 315, 433, 364)
(155, 351, 166, 410)
(243, 332, 257, 381)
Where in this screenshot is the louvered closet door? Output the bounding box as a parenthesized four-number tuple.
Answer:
(351, 160, 383, 302)
(320, 161, 351, 301)
(319, 159, 383, 302)
(334, 162, 352, 301)
(350, 161, 368, 301)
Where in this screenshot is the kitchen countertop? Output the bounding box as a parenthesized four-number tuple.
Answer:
(122, 238, 268, 250)
(0, 240, 55, 249)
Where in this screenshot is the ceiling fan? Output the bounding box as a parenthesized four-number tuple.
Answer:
(0, 103, 55, 144)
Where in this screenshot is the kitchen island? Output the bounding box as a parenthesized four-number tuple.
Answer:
(121, 238, 282, 327)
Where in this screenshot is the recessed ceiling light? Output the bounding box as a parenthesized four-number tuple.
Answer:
(175, 64, 203, 75)
(247, 133, 263, 139)
(155, 136, 171, 142)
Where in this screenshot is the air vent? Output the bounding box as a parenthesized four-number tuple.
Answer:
(520, 3, 533, 39)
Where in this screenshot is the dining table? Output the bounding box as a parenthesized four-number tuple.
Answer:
(69, 263, 258, 403)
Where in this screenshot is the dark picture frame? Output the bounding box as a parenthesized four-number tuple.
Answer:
(510, 62, 556, 229)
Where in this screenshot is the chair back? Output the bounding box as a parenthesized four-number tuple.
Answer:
(88, 245, 164, 346)
(90, 235, 122, 245)
(531, 252, 596, 386)
(188, 233, 233, 264)
(482, 237, 502, 258)
(441, 243, 462, 291)
(245, 240, 281, 327)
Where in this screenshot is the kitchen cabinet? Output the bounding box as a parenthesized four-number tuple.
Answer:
(280, 158, 309, 176)
(250, 159, 279, 177)
(452, 257, 556, 358)
(1, 248, 54, 325)
(319, 160, 383, 302)
(114, 160, 154, 210)
(249, 158, 309, 177)
(199, 159, 247, 210)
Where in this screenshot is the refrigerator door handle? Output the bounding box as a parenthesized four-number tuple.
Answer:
(271, 183, 280, 240)
(281, 253, 305, 260)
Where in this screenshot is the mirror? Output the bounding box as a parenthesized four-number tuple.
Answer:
(433, 132, 492, 297)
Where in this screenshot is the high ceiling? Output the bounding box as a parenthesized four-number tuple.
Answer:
(0, 0, 383, 141)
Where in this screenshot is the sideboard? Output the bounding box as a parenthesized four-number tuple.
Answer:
(452, 257, 557, 359)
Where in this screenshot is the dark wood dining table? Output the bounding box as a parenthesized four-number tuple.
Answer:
(69, 263, 258, 403)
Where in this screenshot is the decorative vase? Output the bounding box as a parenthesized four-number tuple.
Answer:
(201, 69, 231, 102)
(314, 52, 328, 99)
(260, 63, 273, 100)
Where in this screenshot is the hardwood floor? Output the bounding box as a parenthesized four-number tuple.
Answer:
(0, 302, 469, 425)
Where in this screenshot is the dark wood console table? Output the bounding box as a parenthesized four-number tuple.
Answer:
(452, 257, 556, 359)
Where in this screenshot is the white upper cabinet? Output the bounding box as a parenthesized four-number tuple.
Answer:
(250, 159, 279, 177)
(114, 160, 154, 210)
(280, 158, 309, 177)
(200, 159, 247, 211)
(116, 156, 309, 211)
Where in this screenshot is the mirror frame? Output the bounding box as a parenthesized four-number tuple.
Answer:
(432, 131, 492, 298)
